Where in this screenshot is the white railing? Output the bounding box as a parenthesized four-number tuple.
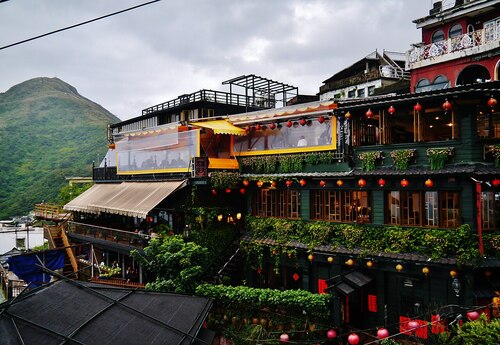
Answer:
(407, 27, 498, 67)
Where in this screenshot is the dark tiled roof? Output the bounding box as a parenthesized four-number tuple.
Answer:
(0, 280, 212, 345)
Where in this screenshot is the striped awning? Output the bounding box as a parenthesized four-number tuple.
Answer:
(64, 181, 186, 219)
(190, 120, 247, 136)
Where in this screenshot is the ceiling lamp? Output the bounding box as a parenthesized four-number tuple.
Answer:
(366, 108, 374, 119)
(388, 105, 396, 115)
(414, 102, 422, 112)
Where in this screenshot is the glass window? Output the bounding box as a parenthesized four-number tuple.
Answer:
(432, 30, 445, 43)
(115, 126, 199, 173)
(368, 86, 376, 96)
(233, 117, 336, 154)
(357, 88, 366, 98)
(311, 190, 371, 223)
(449, 24, 463, 38)
(432, 75, 450, 90)
(348, 90, 356, 98)
(415, 79, 431, 93)
(482, 191, 500, 231)
(16, 238, 26, 249)
(387, 191, 460, 228)
(254, 189, 300, 219)
(477, 109, 500, 139)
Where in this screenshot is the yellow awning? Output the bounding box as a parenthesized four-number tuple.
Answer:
(191, 120, 247, 136)
(64, 181, 186, 219)
(208, 158, 239, 169)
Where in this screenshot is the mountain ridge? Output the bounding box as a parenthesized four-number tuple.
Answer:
(0, 77, 120, 219)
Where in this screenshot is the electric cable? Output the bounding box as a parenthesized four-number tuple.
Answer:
(0, 0, 161, 50)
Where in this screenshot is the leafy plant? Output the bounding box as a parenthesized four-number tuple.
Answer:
(427, 147, 454, 170)
(438, 314, 500, 344)
(210, 171, 241, 189)
(279, 154, 303, 172)
(359, 151, 382, 171)
(488, 144, 500, 167)
(390, 149, 415, 170)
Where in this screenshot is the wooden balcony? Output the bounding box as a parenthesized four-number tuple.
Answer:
(34, 203, 70, 222)
(67, 221, 151, 250)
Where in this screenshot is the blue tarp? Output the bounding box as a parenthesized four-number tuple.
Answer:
(7, 250, 65, 287)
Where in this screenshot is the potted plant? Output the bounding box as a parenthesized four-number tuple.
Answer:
(427, 147, 454, 170)
(390, 149, 416, 170)
(359, 151, 382, 171)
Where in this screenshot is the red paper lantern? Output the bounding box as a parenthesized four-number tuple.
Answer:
(271, 181, 277, 188)
(358, 178, 366, 187)
(425, 179, 433, 187)
(347, 333, 360, 345)
(401, 179, 409, 187)
(442, 99, 452, 111)
(225, 188, 232, 193)
(414, 102, 422, 112)
(299, 179, 307, 186)
(269, 123, 276, 130)
(366, 109, 374, 119)
(493, 179, 500, 187)
(336, 179, 344, 187)
(108, 142, 116, 149)
(319, 180, 327, 187)
(388, 105, 396, 115)
(255, 124, 262, 131)
(239, 188, 246, 194)
(327, 256, 334, 264)
(308, 254, 314, 262)
(345, 111, 352, 119)
(487, 97, 497, 108)
(256, 180, 264, 188)
(211, 189, 217, 195)
(466, 311, 480, 321)
(326, 329, 337, 339)
(377, 328, 389, 339)
(318, 115, 326, 124)
(378, 178, 386, 187)
(286, 180, 293, 187)
(242, 179, 250, 187)
(280, 333, 290, 342)
(299, 118, 307, 126)
(286, 120, 293, 128)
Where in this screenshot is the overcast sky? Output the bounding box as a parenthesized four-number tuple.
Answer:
(0, 0, 429, 121)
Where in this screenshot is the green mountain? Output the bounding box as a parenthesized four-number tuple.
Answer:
(0, 77, 120, 219)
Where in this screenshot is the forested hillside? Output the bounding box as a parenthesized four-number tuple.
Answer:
(0, 77, 120, 219)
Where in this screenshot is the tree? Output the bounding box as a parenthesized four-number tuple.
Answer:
(131, 235, 209, 294)
(439, 314, 500, 345)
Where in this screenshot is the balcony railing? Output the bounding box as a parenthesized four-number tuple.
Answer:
(407, 27, 498, 69)
(67, 221, 151, 249)
(142, 89, 270, 115)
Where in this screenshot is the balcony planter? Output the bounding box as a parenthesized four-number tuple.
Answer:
(210, 171, 241, 190)
(487, 144, 500, 167)
(359, 151, 383, 172)
(391, 149, 416, 170)
(427, 147, 454, 170)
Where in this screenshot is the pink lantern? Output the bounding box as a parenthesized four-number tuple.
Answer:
(466, 311, 480, 321)
(280, 333, 290, 342)
(408, 320, 419, 330)
(326, 329, 337, 339)
(377, 328, 389, 339)
(347, 333, 360, 345)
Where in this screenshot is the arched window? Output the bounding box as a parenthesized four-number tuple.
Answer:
(415, 78, 430, 93)
(432, 30, 445, 42)
(432, 75, 450, 89)
(449, 24, 463, 38)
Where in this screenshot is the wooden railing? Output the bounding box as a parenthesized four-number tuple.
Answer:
(67, 222, 150, 249)
(34, 203, 70, 222)
(90, 277, 145, 289)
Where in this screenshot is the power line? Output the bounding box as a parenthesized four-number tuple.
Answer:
(0, 0, 161, 51)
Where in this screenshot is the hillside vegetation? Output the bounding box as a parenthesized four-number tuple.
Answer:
(0, 77, 120, 219)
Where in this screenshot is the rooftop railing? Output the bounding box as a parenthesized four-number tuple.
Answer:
(142, 89, 270, 115)
(407, 27, 498, 69)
